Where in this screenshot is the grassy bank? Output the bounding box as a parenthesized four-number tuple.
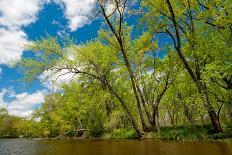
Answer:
(102, 124, 232, 141)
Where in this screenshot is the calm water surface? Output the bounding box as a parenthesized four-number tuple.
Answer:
(0, 139, 231, 155)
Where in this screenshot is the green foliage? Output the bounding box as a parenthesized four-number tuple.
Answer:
(13, 0, 232, 139)
(0, 108, 21, 137)
(147, 125, 213, 140)
(107, 129, 137, 139)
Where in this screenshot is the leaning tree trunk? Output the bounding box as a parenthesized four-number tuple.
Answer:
(105, 81, 143, 138)
(227, 104, 232, 121)
(99, 1, 149, 132)
(183, 104, 195, 126)
(119, 50, 149, 132)
(136, 83, 153, 129)
(226, 99, 232, 121)
(197, 82, 223, 132)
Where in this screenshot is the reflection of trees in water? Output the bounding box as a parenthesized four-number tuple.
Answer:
(217, 142, 232, 155)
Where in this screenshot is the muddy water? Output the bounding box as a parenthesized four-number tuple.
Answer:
(0, 139, 231, 155)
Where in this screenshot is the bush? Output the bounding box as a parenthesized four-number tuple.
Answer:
(88, 124, 105, 138)
(109, 129, 137, 139)
(147, 125, 213, 140)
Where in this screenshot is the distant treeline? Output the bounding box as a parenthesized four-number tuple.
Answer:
(0, 108, 21, 138)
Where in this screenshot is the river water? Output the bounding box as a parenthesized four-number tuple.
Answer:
(0, 139, 231, 155)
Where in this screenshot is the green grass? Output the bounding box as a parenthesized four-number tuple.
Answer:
(208, 124, 232, 140)
(144, 124, 232, 141)
(103, 129, 137, 139)
(101, 124, 232, 140)
(145, 125, 211, 140)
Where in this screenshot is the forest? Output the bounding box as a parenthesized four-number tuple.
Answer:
(0, 0, 231, 140)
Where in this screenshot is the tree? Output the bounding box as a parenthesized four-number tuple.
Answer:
(141, 0, 231, 132)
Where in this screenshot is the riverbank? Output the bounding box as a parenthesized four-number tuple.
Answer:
(102, 125, 232, 142)
(1, 124, 232, 142)
(38, 125, 232, 142)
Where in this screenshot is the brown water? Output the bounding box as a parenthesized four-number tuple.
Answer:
(0, 139, 231, 155)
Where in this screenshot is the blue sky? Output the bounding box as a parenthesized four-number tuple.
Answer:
(0, 0, 105, 117)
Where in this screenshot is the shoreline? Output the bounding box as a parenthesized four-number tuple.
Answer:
(1, 125, 231, 142)
(1, 136, 231, 143)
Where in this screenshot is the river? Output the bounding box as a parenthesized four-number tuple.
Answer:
(0, 139, 231, 155)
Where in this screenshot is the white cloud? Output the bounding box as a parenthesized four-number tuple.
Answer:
(0, 0, 47, 65)
(55, 0, 135, 31)
(39, 46, 77, 91)
(55, 0, 96, 31)
(0, 28, 28, 64)
(0, 0, 44, 28)
(0, 89, 45, 117)
(39, 68, 76, 91)
(0, 89, 7, 108)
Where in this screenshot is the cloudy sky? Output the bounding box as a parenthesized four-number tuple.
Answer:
(0, 0, 105, 117)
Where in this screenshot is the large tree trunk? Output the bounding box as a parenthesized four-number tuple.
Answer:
(152, 104, 160, 131)
(226, 97, 232, 121)
(197, 82, 223, 132)
(227, 104, 232, 121)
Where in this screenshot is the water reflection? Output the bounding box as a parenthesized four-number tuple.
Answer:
(0, 139, 231, 155)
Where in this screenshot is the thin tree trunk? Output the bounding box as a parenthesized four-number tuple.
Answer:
(136, 83, 153, 128)
(151, 79, 170, 129)
(183, 104, 194, 126)
(156, 106, 160, 132)
(77, 118, 84, 136)
(178, 93, 195, 125)
(152, 106, 157, 129)
(167, 106, 175, 126)
(200, 114, 205, 125)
